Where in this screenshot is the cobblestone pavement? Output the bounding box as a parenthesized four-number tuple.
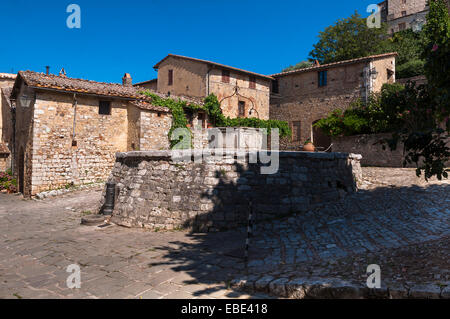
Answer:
(0, 168, 449, 299)
(241, 168, 450, 297)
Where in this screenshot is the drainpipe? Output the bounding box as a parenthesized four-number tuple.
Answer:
(10, 99, 16, 175)
(72, 93, 77, 142)
(206, 65, 212, 96)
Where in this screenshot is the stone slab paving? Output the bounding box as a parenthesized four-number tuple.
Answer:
(0, 189, 262, 299)
(0, 168, 448, 299)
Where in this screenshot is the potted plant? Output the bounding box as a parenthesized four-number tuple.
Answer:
(303, 138, 315, 152)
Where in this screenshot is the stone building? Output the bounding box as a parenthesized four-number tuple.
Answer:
(379, 0, 429, 33)
(0, 73, 16, 171)
(9, 70, 201, 196)
(269, 53, 397, 150)
(138, 54, 273, 121)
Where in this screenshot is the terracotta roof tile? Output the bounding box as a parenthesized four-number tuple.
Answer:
(271, 52, 398, 77)
(0, 73, 16, 80)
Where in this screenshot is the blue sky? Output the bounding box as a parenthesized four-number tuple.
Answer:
(0, 0, 375, 84)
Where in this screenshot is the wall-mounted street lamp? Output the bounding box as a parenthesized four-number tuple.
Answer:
(19, 93, 34, 108)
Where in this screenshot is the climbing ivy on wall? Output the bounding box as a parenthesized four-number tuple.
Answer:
(140, 91, 291, 149)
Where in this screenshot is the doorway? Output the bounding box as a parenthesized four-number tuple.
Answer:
(312, 120, 332, 150)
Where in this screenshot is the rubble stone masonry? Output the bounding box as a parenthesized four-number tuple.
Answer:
(29, 92, 129, 194)
(106, 150, 362, 232)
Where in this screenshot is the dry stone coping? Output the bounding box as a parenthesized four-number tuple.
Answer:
(115, 150, 362, 161)
(231, 276, 446, 299)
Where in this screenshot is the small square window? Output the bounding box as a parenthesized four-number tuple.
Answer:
(222, 70, 230, 83)
(249, 76, 256, 89)
(401, 11, 407, 17)
(99, 101, 111, 115)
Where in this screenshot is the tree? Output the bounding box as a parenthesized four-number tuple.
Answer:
(282, 61, 313, 72)
(308, 11, 388, 64)
(388, 0, 450, 180)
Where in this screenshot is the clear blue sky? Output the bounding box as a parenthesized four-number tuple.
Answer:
(0, 0, 375, 84)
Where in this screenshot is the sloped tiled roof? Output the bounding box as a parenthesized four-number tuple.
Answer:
(0, 142, 10, 155)
(13, 71, 203, 111)
(0, 73, 16, 80)
(17, 71, 148, 99)
(271, 52, 398, 77)
(153, 54, 274, 80)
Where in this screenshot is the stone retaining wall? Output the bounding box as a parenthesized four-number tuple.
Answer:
(332, 133, 450, 168)
(105, 150, 362, 232)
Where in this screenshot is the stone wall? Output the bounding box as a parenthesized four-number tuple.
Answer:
(332, 133, 450, 168)
(332, 133, 406, 167)
(106, 150, 362, 232)
(28, 91, 129, 195)
(139, 110, 172, 150)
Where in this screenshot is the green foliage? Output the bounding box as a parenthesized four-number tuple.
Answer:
(396, 59, 425, 79)
(309, 11, 388, 64)
(0, 170, 17, 193)
(314, 83, 407, 136)
(140, 92, 291, 149)
(282, 61, 313, 73)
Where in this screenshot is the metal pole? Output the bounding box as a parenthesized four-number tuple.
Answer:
(244, 200, 253, 272)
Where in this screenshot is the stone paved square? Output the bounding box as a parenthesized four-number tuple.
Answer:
(0, 168, 448, 299)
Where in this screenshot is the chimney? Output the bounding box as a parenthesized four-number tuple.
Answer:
(314, 60, 320, 67)
(45, 66, 50, 75)
(122, 73, 132, 87)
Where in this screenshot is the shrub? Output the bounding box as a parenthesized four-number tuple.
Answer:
(396, 59, 425, 79)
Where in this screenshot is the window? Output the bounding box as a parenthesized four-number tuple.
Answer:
(272, 79, 279, 94)
(401, 11, 407, 17)
(222, 70, 230, 83)
(168, 69, 173, 86)
(238, 101, 246, 118)
(99, 101, 111, 115)
(292, 121, 301, 141)
(318, 70, 327, 87)
(398, 23, 406, 31)
(249, 76, 256, 89)
(402, 0, 406, 4)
